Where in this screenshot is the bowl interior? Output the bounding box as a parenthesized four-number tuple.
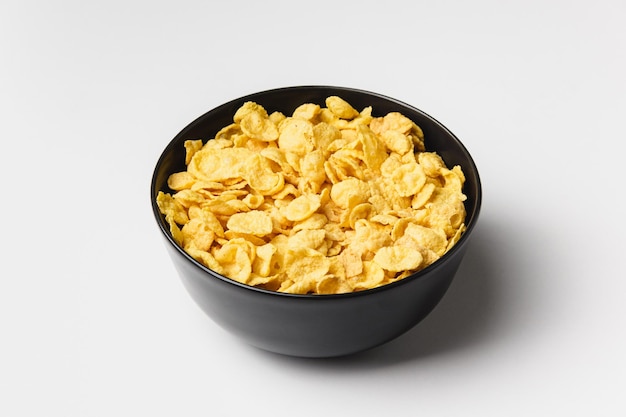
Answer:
(151, 86, 482, 293)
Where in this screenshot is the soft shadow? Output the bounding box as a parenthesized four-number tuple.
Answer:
(253, 216, 517, 370)
(366, 218, 505, 361)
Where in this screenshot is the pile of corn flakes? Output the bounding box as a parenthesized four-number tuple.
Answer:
(157, 96, 467, 294)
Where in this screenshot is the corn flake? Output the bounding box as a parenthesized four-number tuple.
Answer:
(239, 110, 279, 142)
(326, 96, 359, 119)
(226, 210, 273, 236)
(282, 194, 322, 222)
(373, 246, 423, 272)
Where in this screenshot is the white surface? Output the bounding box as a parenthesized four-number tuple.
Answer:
(2, 0, 625, 415)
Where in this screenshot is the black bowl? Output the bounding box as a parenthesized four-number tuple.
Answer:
(151, 86, 482, 358)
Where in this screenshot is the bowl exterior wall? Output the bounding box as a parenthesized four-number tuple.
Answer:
(165, 236, 469, 357)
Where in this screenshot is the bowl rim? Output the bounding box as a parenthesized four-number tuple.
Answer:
(151, 85, 482, 299)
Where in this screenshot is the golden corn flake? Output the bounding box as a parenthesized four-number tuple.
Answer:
(156, 191, 188, 225)
(357, 125, 386, 171)
(326, 96, 359, 119)
(251, 243, 276, 277)
(233, 101, 268, 124)
(184, 139, 203, 165)
(226, 211, 273, 236)
(239, 110, 279, 142)
(188, 147, 250, 182)
(242, 154, 285, 195)
(391, 161, 426, 197)
(352, 261, 385, 291)
(181, 218, 216, 251)
(214, 240, 253, 284)
(167, 171, 196, 191)
(373, 246, 423, 272)
(278, 118, 314, 155)
(292, 103, 321, 121)
(157, 97, 467, 294)
(282, 194, 322, 222)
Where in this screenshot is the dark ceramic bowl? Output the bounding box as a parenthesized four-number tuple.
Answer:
(151, 86, 482, 358)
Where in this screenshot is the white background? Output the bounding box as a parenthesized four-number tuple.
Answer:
(2, 0, 625, 415)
